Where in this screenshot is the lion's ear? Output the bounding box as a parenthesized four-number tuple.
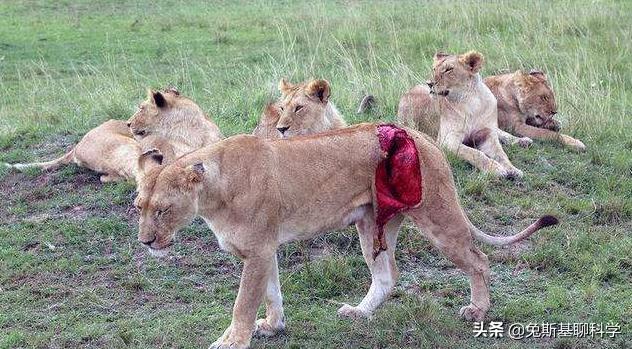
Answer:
(528, 69, 548, 82)
(150, 90, 168, 108)
(306, 79, 330, 103)
(278, 78, 294, 95)
(186, 162, 206, 183)
(138, 148, 164, 172)
(165, 86, 180, 96)
(264, 102, 280, 120)
(460, 51, 484, 73)
(433, 51, 450, 62)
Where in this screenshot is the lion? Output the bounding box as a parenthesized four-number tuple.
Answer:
(252, 79, 347, 138)
(127, 87, 224, 157)
(134, 123, 557, 348)
(484, 70, 586, 151)
(5, 119, 174, 183)
(398, 51, 531, 178)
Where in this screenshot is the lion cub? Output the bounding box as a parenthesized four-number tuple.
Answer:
(127, 87, 223, 157)
(485, 70, 586, 151)
(398, 51, 528, 178)
(6, 120, 173, 183)
(252, 79, 346, 138)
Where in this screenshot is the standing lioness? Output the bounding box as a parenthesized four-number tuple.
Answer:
(135, 123, 557, 348)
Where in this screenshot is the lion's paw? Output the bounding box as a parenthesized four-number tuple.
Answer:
(208, 340, 248, 349)
(517, 137, 532, 148)
(459, 304, 486, 322)
(571, 139, 587, 152)
(337, 304, 369, 319)
(254, 318, 285, 338)
(505, 167, 524, 180)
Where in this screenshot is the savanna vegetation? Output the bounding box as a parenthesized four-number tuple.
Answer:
(0, 1, 630, 348)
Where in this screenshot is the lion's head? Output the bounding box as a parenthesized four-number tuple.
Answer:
(252, 102, 283, 138)
(274, 78, 332, 137)
(514, 70, 560, 131)
(127, 87, 186, 140)
(428, 51, 484, 97)
(134, 160, 206, 257)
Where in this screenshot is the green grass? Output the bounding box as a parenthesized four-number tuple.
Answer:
(1, 1, 631, 348)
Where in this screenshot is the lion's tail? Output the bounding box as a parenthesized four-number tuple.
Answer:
(5, 148, 75, 172)
(469, 215, 558, 246)
(356, 94, 376, 114)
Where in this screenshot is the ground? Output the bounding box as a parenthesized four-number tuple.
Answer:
(0, 1, 631, 348)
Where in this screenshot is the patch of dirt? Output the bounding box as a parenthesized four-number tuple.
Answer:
(0, 167, 134, 224)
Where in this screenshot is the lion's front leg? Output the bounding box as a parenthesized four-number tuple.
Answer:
(515, 123, 586, 152)
(442, 136, 509, 178)
(209, 255, 274, 349)
(496, 128, 532, 148)
(476, 129, 523, 178)
(254, 255, 285, 337)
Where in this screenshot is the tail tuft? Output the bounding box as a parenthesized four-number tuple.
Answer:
(357, 95, 376, 114)
(538, 215, 559, 228)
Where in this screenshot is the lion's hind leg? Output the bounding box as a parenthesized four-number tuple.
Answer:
(407, 210, 491, 321)
(338, 212, 403, 319)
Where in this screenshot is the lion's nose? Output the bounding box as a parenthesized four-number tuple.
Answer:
(277, 126, 289, 134)
(140, 236, 156, 246)
(426, 80, 435, 88)
(126, 122, 131, 127)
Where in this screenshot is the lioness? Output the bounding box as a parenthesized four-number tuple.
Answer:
(484, 70, 586, 151)
(135, 123, 557, 348)
(252, 79, 346, 138)
(6, 119, 173, 182)
(398, 51, 530, 178)
(127, 87, 224, 157)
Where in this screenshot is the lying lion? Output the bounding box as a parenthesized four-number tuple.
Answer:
(134, 123, 557, 348)
(6, 119, 174, 182)
(398, 51, 529, 178)
(484, 70, 586, 151)
(252, 79, 346, 138)
(127, 87, 224, 157)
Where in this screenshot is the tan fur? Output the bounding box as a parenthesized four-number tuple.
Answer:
(251, 102, 283, 139)
(7, 120, 170, 183)
(397, 51, 530, 178)
(127, 88, 224, 157)
(252, 79, 347, 138)
(484, 70, 586, 151)
(135, 123, 557, 348)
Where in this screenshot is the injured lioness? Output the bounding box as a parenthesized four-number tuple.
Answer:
(6, 119, 174, 183)
(134, 123, 557, 349)
(252, 79, 346, 138)
(484, 70, 586, 151)
(398, 51, 530, 178)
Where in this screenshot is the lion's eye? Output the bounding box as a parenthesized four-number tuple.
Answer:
(540, 95, 548, 101)
(279, 106, 284, 111)
(294, 105, 303, 113)
(443, 67, 453, 74)
(156, 207, 171, 217)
